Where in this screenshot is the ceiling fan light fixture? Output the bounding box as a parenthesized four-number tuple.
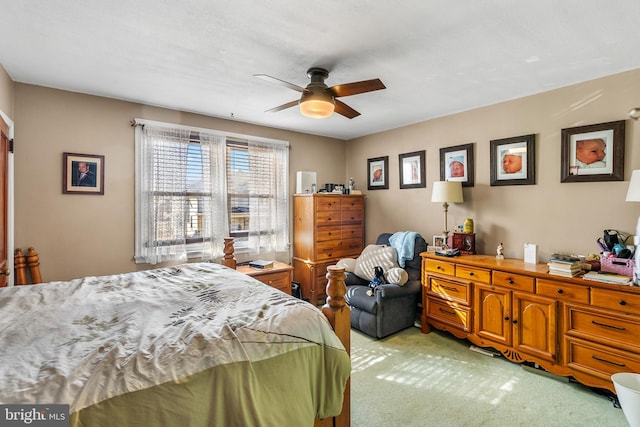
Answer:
(299, 88, 335, 118)
(300, 98, 335, 118)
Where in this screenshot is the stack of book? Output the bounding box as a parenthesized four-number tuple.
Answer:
(547, 254, 583, 278)
(582, 271, 632, 285)
(248, 260, 274, 270)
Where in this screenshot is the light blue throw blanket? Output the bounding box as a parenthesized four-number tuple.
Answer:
(389, 231, 421, 267)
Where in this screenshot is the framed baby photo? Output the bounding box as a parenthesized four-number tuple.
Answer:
(440, 143, 474, 187)
(560, 120, 625, 183)
(367, 156, 389, 190)
(62, 152, 105, 195)
(430, 235, 446, 252)
(490, 134, 535, 186)
(399, 150, 426, 189)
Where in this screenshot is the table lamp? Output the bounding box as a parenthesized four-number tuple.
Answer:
(431, 181, 464, 242)
(625, 170, 640, 285)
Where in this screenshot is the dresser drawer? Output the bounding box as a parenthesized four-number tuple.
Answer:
(316, 227, 341, 242)
(341, 224, 362, 240)
(341, 209, 363, 224)
(254, 271, 291, 294)
(537, 279, 589, 304)
(316, 210, 341, 226)
(429, 276, 471, 305)
(424, 259, 455, 276)
(341, 197, 364, 211)
(426, 298, 471, 332)
(565, 304, 640, 352)
(566, 337, 640, 381)
(315, 240, 342, 260)
(316, 197, 342, 211)
(315, 238, 362, 261)
(492, 271, 534, 293)
(456, 265, 490, 284)
(591, 287, 640, 315)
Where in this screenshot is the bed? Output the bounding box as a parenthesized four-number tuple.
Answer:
(0, 260, 351, 426)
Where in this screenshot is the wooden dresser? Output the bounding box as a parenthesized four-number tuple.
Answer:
(293, 194, 365, 305)
(236, 261, 294, 295)
(421, 253, 640, 393)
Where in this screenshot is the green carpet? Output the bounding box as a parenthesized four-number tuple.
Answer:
(350, 326, 628, 426)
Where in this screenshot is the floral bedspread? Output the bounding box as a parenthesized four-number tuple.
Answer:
(0, 263, 345, 412)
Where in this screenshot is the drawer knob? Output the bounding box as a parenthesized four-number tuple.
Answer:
(504, 316, 510, 321)
(437, 266, 442, 270)
(508, 279, 514, 285)
(619, 300, 627, 306)
(469, 272, 475, 276)
(557, 289, 564, 294)
(512, 319, 518, 324)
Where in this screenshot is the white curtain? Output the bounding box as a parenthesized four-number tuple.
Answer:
(135, 120, 287, 263)
(135, 125, 191, 264)
(247, 139, 289, 254)
(199, 131, 228, 260)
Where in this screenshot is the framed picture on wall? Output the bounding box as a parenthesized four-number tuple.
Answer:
(399, 150, 426, 189)
(440, 143, 474, 187)
(490, 134, 535, 186)
(63, 152, 105, 195)
(367, 156, 389, 190)
(560, 120, 625, 183)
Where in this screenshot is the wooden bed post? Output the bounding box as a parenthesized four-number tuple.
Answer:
(14, 248, 27, 286)
(26, 247, 43, 284)
(222, 237, 237, 269)
(322, 265, 351, 427)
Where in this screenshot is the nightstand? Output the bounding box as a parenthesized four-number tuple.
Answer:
(236, 261, 294, 295)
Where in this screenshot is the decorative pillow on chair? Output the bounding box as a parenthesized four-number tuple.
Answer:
(385, 267, 409, 286)
(338, 244, 408, 285)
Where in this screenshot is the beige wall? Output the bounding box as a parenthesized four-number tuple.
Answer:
(13, 84, 346, 281)
(9, 68, 640, 281)
(0, 64, 13, 119)
(347, 68, 640, 261)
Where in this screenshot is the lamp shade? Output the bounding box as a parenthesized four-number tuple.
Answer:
(299, 90, 335, 118)
(431, 181, 463, 203)
(626, 170, 640, 202)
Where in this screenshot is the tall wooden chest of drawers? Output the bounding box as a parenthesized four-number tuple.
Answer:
(293, 194, 365, 305)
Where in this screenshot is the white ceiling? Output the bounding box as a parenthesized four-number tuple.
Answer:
(2, 1, 640, 140)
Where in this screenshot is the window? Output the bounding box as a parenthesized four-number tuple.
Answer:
(134, 120, 288, 264)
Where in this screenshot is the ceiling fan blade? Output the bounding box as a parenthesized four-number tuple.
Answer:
(329, 78, 386, 98)
(334, 100, 360, 119)
(254, 74, 307, 93)
(265, 100, 299, 113)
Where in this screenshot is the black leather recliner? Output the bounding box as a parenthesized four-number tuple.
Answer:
(344, 232, 427, 339)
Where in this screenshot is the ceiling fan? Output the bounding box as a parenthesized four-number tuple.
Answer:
(254, 67, 386, 119)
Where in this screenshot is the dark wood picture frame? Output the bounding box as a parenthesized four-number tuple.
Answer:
(63, 152, 105, 195)
(367, 156, 389, 190)
(490, 134, 535, 186)
(399, 150, 426, 189)
(560, 120, 625, 183)
(440, 143, 474, 187)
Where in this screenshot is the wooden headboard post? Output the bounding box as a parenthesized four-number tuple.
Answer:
(222, 237, 237, 269)
(14, 249, 27, 285)
(26, 248, 43, 284)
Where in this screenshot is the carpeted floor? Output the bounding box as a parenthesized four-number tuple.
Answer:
(350, 326, 628, 426)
